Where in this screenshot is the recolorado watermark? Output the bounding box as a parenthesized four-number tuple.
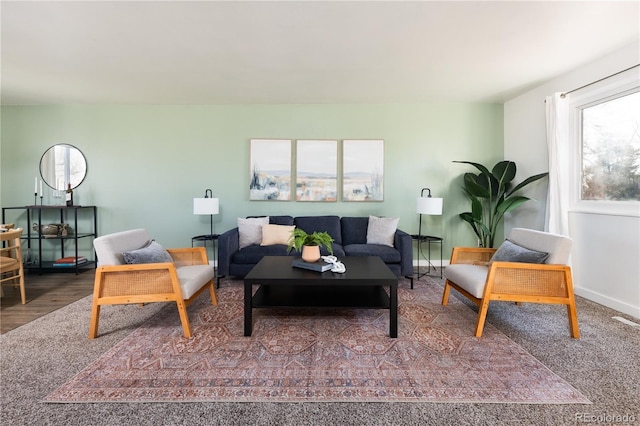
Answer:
(576, 413, 636, 423)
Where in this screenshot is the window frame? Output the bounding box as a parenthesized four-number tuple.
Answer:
(568, 69, 640, 217)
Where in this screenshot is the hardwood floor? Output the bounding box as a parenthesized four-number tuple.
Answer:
(1, 269, 95, 334)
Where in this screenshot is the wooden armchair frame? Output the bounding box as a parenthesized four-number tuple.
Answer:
(442, 246, 580, 338)
(1, 227, 26, 304)
(89, 246, 217, 339)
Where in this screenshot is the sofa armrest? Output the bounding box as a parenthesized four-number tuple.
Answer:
(217, 227, 239, 277)
(394, 229, 413, 277)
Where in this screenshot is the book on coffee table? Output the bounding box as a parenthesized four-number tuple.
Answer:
(292, 259, 333, 272)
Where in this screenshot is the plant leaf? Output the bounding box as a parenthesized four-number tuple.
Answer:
(506, 172, 549, 196)
(463, 173, 490, 198)
(471, 196, 483, 220)
(492, 161, 517, 189)
(459, 212, 482, 241)
(496, 195, 530, 214)
(454, 161, 492, 176)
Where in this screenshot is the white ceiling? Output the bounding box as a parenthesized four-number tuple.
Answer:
(2, 1, 639, 105)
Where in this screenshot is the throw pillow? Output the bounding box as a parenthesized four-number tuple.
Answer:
(366, 215, 399, 247)
(260, 224, 295, 246)
(238, 216, 269, 249)
(122, 240, 173, 264)
(491, 239, 549, 264)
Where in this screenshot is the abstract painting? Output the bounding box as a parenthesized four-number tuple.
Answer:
(342, 139, 384, 201)
(249, 139, 292, 201)
(295, 140, 337, 202)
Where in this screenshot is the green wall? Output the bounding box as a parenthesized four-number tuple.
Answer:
(1, 103, 503, 260)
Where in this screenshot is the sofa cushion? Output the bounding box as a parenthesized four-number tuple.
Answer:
(294, 215, 342, 244)
(341, 217, 369, 245)
(238, 217, 269, 249)
(343, 244, 401, 263)
(247, 215, 294, 225)
(366, 216, 399, 247)
(261, 224, 295, 246)
(329, 243, 346, 258)
(232, 244, 291, 264)
(269, 215, 295, 226)
(122, 240, 173, 264)
(491, 239, 549, 264)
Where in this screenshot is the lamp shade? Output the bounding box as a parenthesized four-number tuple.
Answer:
(416, 196, 443, 215)
(193, 198, 219, 215)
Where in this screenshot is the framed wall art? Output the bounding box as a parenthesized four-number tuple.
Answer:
(342, 139, 384, 201)
(295, 140, 338, 202)
(249, 139, 292, 201)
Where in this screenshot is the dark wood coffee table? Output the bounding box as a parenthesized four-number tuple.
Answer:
(244, 256, 398, 337)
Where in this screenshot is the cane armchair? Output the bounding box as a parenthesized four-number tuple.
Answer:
(90, 229, 217, 339)
(442, 228, 579, 338)
(1, 227, 26, 304)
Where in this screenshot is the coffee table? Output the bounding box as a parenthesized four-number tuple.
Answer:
(243, 256, 398, 338)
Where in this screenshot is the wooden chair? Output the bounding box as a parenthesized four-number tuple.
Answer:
(442, 228, 579, 338)
(90, 229, 217, 339)
(1, 227, 26, 304)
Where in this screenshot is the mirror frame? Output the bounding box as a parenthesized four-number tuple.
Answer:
(39, 144, 88, 190)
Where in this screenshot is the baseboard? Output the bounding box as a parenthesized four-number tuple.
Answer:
(412, 260, 450, 267)
(574, 287, 640, 319)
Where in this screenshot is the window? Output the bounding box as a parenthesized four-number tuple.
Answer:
(581, 91, 640, 202)
(570, 68, 640, 216)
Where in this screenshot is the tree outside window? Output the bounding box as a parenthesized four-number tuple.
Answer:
(581, 91, 640, 201)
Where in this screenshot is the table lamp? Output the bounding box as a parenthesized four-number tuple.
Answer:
(193, 188, 219, 237)
(417, 187, 443, 238)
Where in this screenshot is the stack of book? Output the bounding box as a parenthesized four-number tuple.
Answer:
(292, 258, 333, 272)
(53, 256, 88, 267)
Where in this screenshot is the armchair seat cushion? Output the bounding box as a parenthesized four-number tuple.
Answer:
(343, 244, 401, 263)
(443, 264, 488, 299)
(177, 264, 216, 299)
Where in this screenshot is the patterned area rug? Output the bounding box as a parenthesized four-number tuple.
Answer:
(46, 278, 589, 403)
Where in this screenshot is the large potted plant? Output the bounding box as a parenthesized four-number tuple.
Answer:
(287, 228, 334, 262)
(455, 160, 548, 248)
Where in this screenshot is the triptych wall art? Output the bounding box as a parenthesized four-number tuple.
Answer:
(249, 138, 384, 202)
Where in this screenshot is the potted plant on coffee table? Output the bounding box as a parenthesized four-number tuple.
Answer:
(287, 228, 334, 262)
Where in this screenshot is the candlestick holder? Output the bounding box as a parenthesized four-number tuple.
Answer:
(40, 195, 43, 206)
(34, 193, 38, 206)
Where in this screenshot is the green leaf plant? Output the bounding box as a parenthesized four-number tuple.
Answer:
(287, 228, 334, 255)
(455, 160, 549, 248)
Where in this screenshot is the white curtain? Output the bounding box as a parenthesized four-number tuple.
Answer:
(545, 93, 571, 235)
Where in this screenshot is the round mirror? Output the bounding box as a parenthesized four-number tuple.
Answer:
(39, 144, 87, 190)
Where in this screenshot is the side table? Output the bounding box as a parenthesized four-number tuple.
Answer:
(410, 234, 443, 283)
(191, 234, 219, 287)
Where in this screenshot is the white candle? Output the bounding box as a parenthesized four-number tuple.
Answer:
(39, 180, 43, 197)
(35, 177, 38, 193)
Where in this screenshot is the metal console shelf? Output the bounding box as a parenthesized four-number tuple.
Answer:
(2, 205, 98, 274)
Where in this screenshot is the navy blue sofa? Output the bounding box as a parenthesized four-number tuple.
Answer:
(217, 215, 413, 286)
